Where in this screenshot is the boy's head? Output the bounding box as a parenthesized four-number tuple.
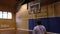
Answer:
(37, 20, 41, 25)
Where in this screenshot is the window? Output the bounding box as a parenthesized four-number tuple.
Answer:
(0, 11, 2, 18)
(0, 11, 12, 19)
(8, 12, 12, 19)
(3, 12, 7, 19)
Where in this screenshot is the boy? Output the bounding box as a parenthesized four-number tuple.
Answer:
(33, 20, 47, 34)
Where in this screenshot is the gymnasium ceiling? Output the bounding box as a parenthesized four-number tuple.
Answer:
(0, 0, 60, 12)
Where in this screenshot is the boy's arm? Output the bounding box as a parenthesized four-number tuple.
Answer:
(33, 27, 37, 34)
(43, 26, 47, 34)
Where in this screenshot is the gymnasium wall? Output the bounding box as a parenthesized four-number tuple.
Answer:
(16, 4, 29, 34)
(0, 6, 16, 34)
(16, 2, 60, 34)
(29, 2, 60, 33)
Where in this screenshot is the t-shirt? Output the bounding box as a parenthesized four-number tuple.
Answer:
(33, 25, 46, 34)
